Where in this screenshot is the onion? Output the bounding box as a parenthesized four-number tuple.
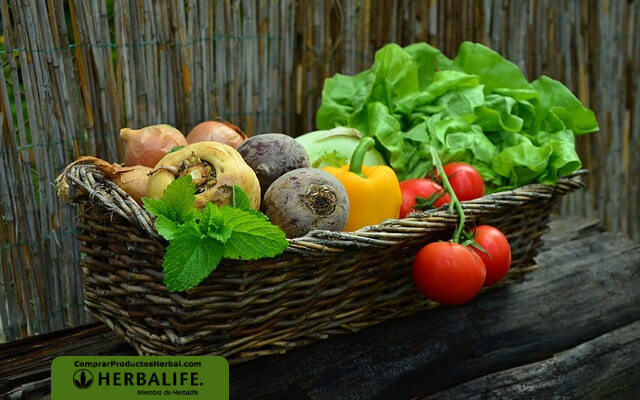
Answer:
(186, 121, 247, 148)
(56, 156, 150, 205)
(113, 165, 151, 204)
(121, 124, 188, 167)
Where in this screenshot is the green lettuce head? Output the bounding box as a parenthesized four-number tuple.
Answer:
(316, 41, 598, 190)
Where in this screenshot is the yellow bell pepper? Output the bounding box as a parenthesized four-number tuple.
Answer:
(322, 137, 402, 231)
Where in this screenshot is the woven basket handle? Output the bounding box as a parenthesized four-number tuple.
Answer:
(58, 164, 587, 255)
(289, 170, 587, 253)
(57, 164, 160, 239)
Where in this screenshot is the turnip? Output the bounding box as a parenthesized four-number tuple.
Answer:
(147, 142, 261, 210)
(262, 168, 349, 238)
(237, 133, 310, 196)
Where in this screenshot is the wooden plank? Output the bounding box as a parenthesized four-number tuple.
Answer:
(229, 230, 640, 399)
(424, 319, 640, 400)
(540, 214, 604, 249)
(0, 324, 133, 398)
(0, 219, 639, 399)
(4, 376, 52, 400)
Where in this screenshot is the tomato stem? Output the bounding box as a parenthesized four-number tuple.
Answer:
(429, 147, 465, 243)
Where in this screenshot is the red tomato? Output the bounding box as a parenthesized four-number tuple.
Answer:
(470, 225, 512, 287)
(399, 179, 451, 218)
(412, 242, 486, 305)
(437, 162, 485, 201)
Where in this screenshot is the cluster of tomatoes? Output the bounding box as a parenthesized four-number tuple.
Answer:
(399, 162, 512, 305)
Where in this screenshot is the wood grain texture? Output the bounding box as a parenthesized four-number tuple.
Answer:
(0, 1, 638, 341)
(424, 320, 640, 400)
(1, 218, 639, 399)
(0, 323, 133, 399)
(229, 226, 640, 399)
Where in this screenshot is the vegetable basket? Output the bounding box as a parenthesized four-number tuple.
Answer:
(57, 164, 586, 363)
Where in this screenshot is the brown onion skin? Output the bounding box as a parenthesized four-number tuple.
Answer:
(115, 165, 151, 204)
(121, 124, 187, 168)
(186, 121, 247, 148)
(55, 156, 151, 205)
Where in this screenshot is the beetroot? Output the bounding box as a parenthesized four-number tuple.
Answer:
(237, 133, 309, 196)
(262, 168, 349, 238)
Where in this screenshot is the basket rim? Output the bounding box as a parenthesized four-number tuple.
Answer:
(58, 164, 587, 255)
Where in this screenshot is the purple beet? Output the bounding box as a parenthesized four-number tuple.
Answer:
(237, 133, 310, 196)
(262, 168, 349, 238)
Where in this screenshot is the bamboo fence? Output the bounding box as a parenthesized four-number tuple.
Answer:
(0, 0, 638, 342)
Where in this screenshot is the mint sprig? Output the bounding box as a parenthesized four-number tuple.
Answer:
(143, 176, 198, 224)
(232, 185, 251, 210)
(162, 222, 224, 292)
(143, 177, 288, 292)
(220, 207, 289, 260)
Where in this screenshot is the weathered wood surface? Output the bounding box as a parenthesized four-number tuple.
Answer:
(0, 324, 135, 398)
(1, 217, 639, 399)
(0, 324, 132, 400)
(425, 320, 640, 400)
(1, 0, 639, 341)
(229, 218, 640, 399)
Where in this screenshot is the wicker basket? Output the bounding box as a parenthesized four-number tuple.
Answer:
(57, 164, 586, 363)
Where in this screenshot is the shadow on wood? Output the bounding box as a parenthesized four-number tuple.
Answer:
(230, 221, 640, 399)
(1, 218, 639, 400)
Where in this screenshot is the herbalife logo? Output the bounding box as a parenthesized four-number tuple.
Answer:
(73, 369, 94, 389)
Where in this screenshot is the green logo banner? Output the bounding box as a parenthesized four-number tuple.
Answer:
(51, 356, 228, 399)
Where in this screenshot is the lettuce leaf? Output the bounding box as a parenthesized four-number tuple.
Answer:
(316, 41, 599, 189)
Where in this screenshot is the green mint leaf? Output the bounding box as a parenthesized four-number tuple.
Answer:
(143, 175, 198, 224)
(169, 145, 184, 153)
(209, 225, 233, 243)
(219, 206, 288, 260)
(198, 203, 233, 243)
(243, 209, 269, 220)
(162, 223, 224, 292)
(154, 215, 180, 240)
(232, 185, 252, 210)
